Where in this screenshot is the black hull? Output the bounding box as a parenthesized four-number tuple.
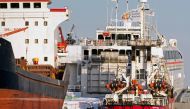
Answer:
(0, 38, 69, 100)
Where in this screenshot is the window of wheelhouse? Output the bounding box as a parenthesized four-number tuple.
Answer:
(117, 34, 125, 40)
(112, 49, 118, 53)
(104, 49, 111, 52)
(0, 3, 7, 9)
(119, 49, 125, 56)
(134, 35, 139, 40)
(136, 69, 147, 79)
(126, 34, 131, 40)
(126, 50, 132, 56)
(136, 50, 140, 56)
(1, 21, 5, 26)
(11, 3, 19, 8)
(98, 49, 103, 55)
(105, 36, 111, 40)
(34, 3, 41, 8)
(98, 34, 104, 40)
(25, 21, 29, 26)
(92, 49, 97, 55)
(44, 21, 48, 26)
(23, 3, 30, 8)
(83, 50, 89, 60)
(111, 34, 115, 40)
(35, 21, 38, 26)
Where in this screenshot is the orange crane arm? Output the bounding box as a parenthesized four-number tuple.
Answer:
(58, 26, 65, 42)
(0, 27, 28, 37)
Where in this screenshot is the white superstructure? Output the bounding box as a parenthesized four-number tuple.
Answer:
(0, 0, 69, 67)
(58, 0, 184, 98)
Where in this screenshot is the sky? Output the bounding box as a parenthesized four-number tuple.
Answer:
(49, 0, 190, 86)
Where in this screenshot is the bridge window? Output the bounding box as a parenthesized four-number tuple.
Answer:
(136, 70, 140, 79)
(98, 34, 103, 40)
(136, 69, 146, 79)
(126, 50, 132, 56)
(104, 49, 111, 52)
(117, 34, 125, 40)
(44, 57, 48, 61)
(168, 51, 172, 59)
(23, 3, 30, 8)
(84, 50, 89, 60)
(11, 3, 19, 8)
(1, 21, 5, 26)
(34, 3, 41, 8)
(44, 21, 48, 26)
(98, 49, 103, 55)
(112, 49, 118, 52)
(35, 39, 38, 44)
(35, 21, 38, 26)
(25, 21, 29, 26)
(92, 49, 97, 55)
(105, 36, 111, 40)
(44, 39, 48, 44)
(111, 34, 115, 40)
(119, 50, 125, 55)
(84, 50, 89, 55)
(134, 35, 139, 40)
(126, 34, 131, 40)
(0, 3, 7, 9)
(136, 50, 140, 56)
(25, 39, 29, 44)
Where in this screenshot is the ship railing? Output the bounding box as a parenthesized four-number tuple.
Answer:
(81, 39, 161, 47)
(0, 12, 50, 18)
(90, 55, 128, 63)
(93, 40, 114, 46)
(127, 39, 162, 47)
(151, 97, 168, 106)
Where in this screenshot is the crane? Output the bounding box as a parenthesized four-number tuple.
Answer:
(0, 27, 28, 37)
(57, 26, 67, 53)
(66, 24, 76, 44)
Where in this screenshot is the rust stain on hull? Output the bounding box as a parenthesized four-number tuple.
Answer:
(0, 89, 63, 109)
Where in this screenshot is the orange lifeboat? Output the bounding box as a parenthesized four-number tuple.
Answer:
(103, 31, 110, 37)
(32, 58, 39, 65)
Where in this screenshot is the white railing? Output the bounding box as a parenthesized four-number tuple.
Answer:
(0, 12, 49, 18)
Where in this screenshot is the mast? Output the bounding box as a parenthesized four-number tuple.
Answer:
(126, 0, 129, 11)
(115, 0, 119, 45)
(139, 0, 147, 39)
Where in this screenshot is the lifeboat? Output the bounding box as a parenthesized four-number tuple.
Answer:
(103, 31, 110, 37)
(32, 58, 39, 65)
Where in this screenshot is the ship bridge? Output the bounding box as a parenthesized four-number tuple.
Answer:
(0, 0, 69, 67)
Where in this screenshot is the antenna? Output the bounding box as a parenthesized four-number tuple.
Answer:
(106, 0, 109, 26)
(126, 0, 129, 11)
(115, 0, 118, 45)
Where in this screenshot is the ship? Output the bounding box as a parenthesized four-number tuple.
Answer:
(0, 38, 70, 109)
(57, 0, 184, 109)
(0, 0, 71, 109)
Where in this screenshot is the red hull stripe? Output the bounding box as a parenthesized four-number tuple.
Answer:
(0, 0, 50, 2)
(166, 61, 183, 65)
(0, 89, 63, 109)
(50, 8, 67, 12)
